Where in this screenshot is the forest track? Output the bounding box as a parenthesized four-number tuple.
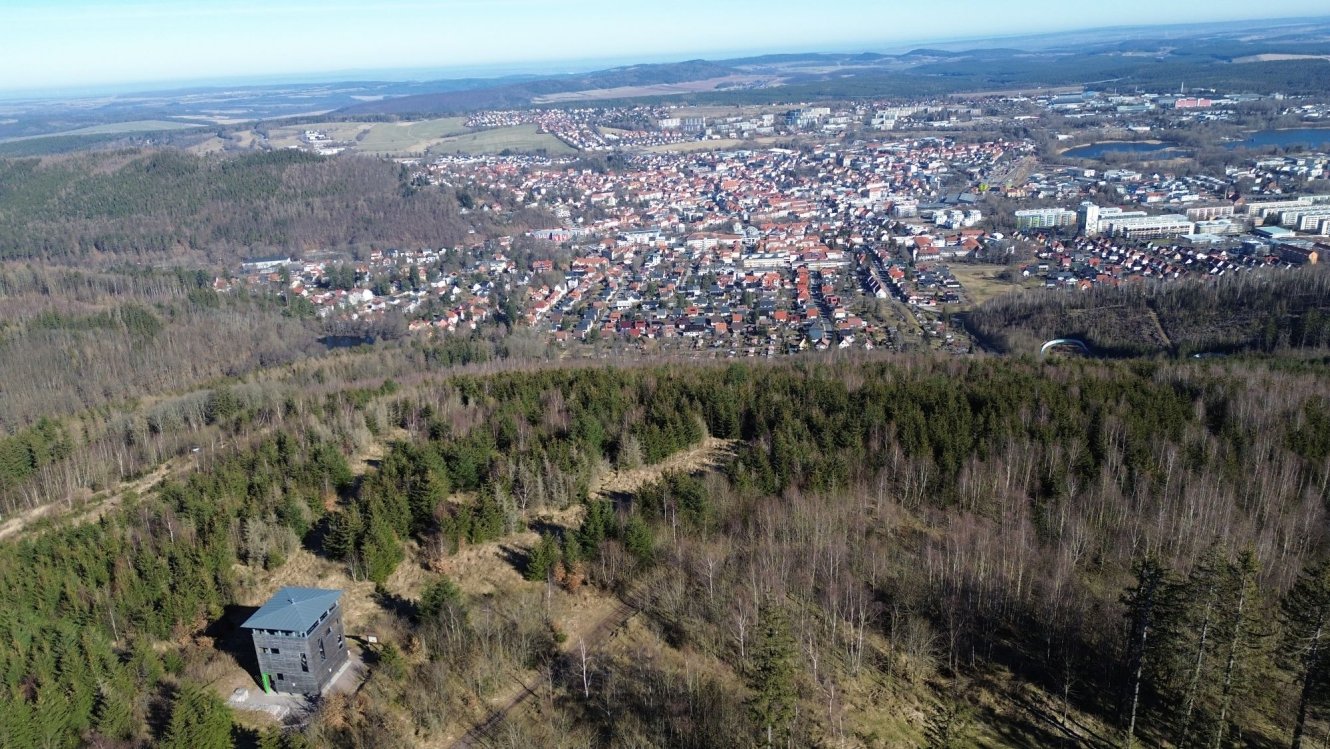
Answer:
(0, 459, 176, 541)
(1147, 308, 1173, 349)
(447, 587, 646, 749)
(591, 436, 736, 498)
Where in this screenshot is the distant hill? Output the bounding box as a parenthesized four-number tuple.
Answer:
(334, 19, 1330, 115)
(724, 51, 888, 66)
(3, 16, 1329, 138)
(337, 60, 737, 115)
(0, 149, 549, 263)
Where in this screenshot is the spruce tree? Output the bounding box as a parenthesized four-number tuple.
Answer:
(748, 602, 797, 748)
(162, 685, 232, 749)
(93, 681, 137, 742)
(623, 514, 654, 566)
(525, 533, 560, 582)
(1120, 556, 1174, 749)
(1173, 547, 1225, 747)
(360, 515, 404, 584)
(418, 575, 463, 620)
(0, 698, 37, 749)
(324, 505, 363, 561)
(257, 726, 283, 749)
(1280, 559, 1330, 749)
(1211, 550, 1262, 749)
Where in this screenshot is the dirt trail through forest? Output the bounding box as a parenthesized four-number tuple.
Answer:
(443, 437, 735, 748)
(0, 459, 176, 541)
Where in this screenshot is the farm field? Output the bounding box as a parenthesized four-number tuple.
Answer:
(0, 119, 206, 142)
(429, 123, 575, 155)
(354, 116, 469, 153)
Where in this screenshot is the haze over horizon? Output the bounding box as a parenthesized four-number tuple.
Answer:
(3, 0, 1330, 95)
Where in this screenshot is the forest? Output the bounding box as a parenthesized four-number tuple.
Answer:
(2, 348, 1330, 748)
(967, 267, 1330, 358)
(0, 150, 551, 263)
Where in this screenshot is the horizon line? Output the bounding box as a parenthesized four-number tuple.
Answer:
(2, 12, 1329, 102)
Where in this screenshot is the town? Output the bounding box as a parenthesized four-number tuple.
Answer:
(231, 92, 1330, 357)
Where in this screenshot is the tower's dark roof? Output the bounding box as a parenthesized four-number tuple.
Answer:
(241, 587, 342, 632)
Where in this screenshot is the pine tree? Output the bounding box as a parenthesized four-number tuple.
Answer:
(1120, 556, 1174, 749)
(360, 515, 404, 584)
(1280, 559, 1330, 749)
(748, 602, 797, 748)
(1211, 550, 1262, 749)
(161, 685, 233, 749)
(1173, 547, 1225, 747)
(622, 514, 654, 566)
(93, 681, 137, 742)
(525, 533, 560, 582)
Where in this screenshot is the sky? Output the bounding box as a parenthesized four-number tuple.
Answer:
(2, 0, 1328, 93)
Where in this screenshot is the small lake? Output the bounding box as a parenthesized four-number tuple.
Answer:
(1062, 141, 1190, 159)
(1226, 128, 1330, 151)
(319, 335, 375, 350)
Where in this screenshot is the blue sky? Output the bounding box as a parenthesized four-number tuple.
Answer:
(2, 0, 1328, 92)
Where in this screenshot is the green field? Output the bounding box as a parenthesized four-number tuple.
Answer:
(355, 117, 469, 153)
(429, 124, 575, 155)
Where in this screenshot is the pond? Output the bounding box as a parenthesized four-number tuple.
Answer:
(319, 335, 375, 349)
(1226, 128, 1330, 151)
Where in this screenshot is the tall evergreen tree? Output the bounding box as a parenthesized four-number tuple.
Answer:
(161, 686, 232, 749)
(1173, 547, 1225, 747)
(92, 681, 137, 742)
(748, 602, 797, 748)
(360, 515, 404, 584)
(1211, 550, 1262, 749)
(1281, 560, 1330, 749)
(525, 533, 560, 582)
(1120, 556, 1174, 749)
(324, 505, 363, 561)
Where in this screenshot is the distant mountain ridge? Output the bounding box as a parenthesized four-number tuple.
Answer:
(337, 59, 737, 115)
(3, 15, 1330, 143)
(335, 18, 1330, 115)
